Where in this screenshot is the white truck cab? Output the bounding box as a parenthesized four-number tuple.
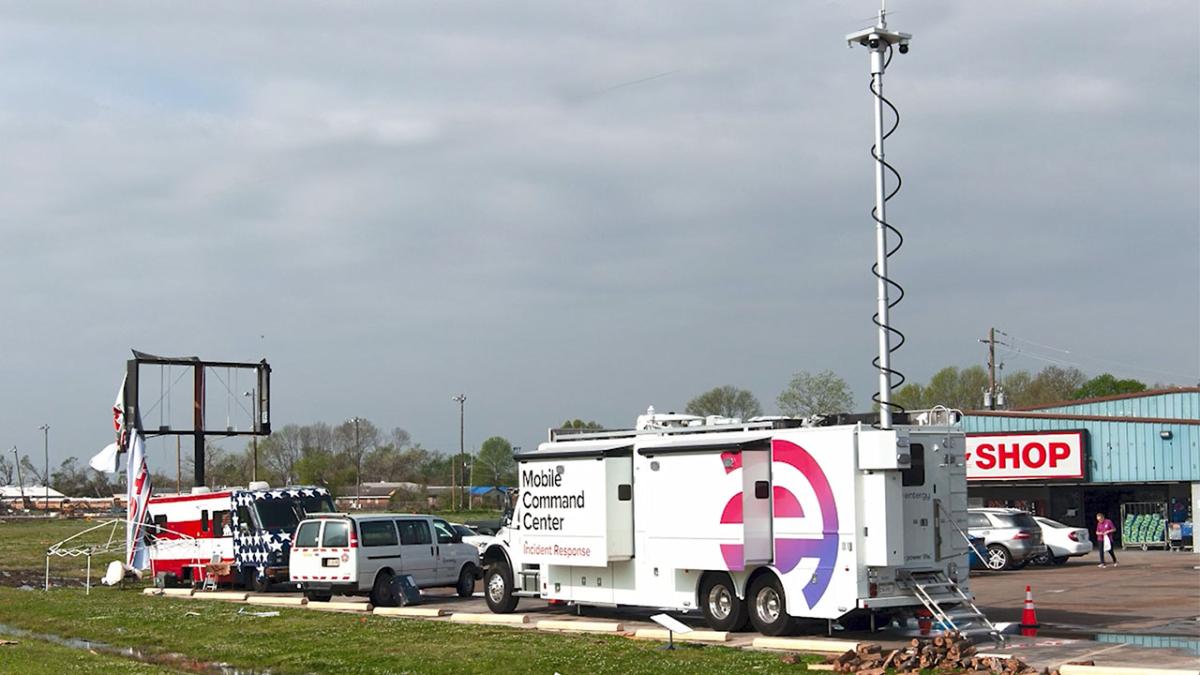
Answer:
(290, 513, 480, 605)
(479, 410, 993, 638)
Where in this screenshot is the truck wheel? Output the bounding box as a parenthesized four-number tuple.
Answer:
(699, 573, 749, 632)
(456, 565, 476, 598)
(985, 544, 1011, 570)
(747, 574, 795, 636)
(304, 590, 332, 602)
(243, 568, 269, 593)
(484, 561, 519, 614)
(371, 571, 398, 607)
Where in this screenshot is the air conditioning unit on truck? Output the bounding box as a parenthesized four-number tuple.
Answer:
(146, 482, 334, 591)
(480, 410, 990, 636)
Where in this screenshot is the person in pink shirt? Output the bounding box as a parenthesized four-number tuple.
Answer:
(1095, 512, 1118, 567)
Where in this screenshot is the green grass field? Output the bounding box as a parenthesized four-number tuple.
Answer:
(0, 587, 819, 674)
(0, 518, 114, 581)
(0, 517, 827, 673)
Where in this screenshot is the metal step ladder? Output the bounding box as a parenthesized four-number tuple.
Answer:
(898, 570, 1006, 645)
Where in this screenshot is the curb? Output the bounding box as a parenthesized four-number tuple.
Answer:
(633, 628, 730, 643)
(536, 619, 624, 633)
(449, 613, 530, 626)
(752, 637, 861, 653)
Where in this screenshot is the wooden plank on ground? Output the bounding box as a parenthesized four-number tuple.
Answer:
(752, 637, 860, 653)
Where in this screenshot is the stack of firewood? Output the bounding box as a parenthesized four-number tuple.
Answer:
(818, 631, 1062, 674)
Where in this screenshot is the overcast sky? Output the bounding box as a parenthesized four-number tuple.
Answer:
(1, 1, 1197, 477)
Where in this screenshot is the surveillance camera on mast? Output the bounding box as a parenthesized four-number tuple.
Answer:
(846, 3, 911, 57)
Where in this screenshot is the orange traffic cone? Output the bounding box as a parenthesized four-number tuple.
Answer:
(1019, 584, 1039, 629)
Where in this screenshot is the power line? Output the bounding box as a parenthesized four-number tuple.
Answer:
(998, 331, 1194, 381)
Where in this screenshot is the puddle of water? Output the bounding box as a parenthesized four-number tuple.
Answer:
(0, 622, 269, 674)
(1093, 632, 1200, 656)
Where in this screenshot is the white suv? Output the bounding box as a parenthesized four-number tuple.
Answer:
(290, 513, 480, 604)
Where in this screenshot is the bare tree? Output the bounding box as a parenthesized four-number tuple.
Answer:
(0, 454, 14, 485)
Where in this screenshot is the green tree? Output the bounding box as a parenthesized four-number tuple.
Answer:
(475, 436, 516, 487)
(1072, 373, 1146, 400)
(921, 366, 990, 410)
(561, 419, 604, 430)
(777, 371, 854, 417)
(891, 382, 927, 410)
(294, 447, 337, 489)
(686, 385, 763, 419)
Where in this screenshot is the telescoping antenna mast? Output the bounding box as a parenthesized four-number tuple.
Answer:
(846, 3, 911, 429)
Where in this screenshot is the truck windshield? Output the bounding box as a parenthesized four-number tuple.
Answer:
(254, 500, 304, 531)
(299, 494, 335, 515)
(252, 494, 334, 532)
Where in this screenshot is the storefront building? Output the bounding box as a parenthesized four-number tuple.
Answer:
(961, 388, 1198, 549)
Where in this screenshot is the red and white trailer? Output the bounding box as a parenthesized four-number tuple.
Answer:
(146, 483, 333, 589)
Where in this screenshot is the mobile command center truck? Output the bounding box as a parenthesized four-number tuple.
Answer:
(480, 410, 995, 637)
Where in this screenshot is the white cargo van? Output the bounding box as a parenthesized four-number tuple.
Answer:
(289, 513, 480, 604)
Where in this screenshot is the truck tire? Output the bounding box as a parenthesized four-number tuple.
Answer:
(484, 561, 519, 614)
(985, 544, 1011, 570)
(304, 590, 332, 602)
(699, 573, 749, 632)
(456, 565, 476, 598)
(243, 568, 269, 593)
(747, 574, 795, 636)
(371, 571, 398, 607)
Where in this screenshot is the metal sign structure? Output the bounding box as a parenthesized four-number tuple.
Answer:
(123, 350, 271, 487)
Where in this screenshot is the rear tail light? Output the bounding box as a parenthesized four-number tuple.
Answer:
(1068, 531, 1079, 542)
(869, 582, 878, 598)
(1013, 530, 1032, 540)
(349, 528, 359, 549)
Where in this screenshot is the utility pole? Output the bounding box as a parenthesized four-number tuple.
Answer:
(987, 327, 996, 409)
(979, 326, 1008, 410)
(452, 394, 466, 511)
(244, 389, 258, 483)
(11, 446, 27, 510)
(176, 436, 181, 494)
(39, 424, 49, 511)
(349, 417, 362, 509)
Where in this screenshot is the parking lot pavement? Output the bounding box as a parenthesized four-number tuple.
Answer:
(968, 550, 1200, 634)
(265, 552, 1198, 671)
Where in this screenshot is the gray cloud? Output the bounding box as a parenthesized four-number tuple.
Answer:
(0, 1, 1195, 474)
